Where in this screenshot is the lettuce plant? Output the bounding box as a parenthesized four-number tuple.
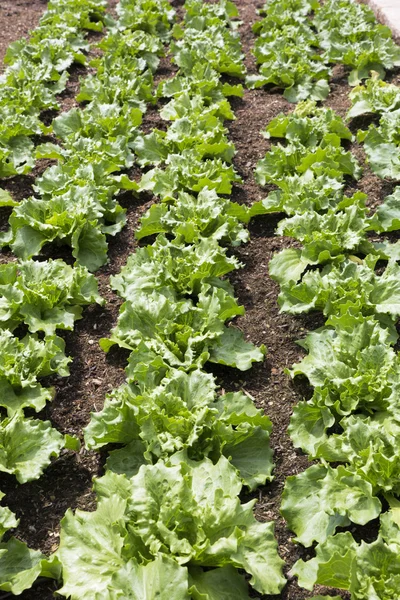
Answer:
(57, 457, 285, 599)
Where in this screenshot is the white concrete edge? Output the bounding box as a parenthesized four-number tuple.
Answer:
(361, 0, 400, 43)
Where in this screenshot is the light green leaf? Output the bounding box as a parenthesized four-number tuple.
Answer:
(210, 327, 266, 371)
(57, 497, 127, 600)
(222, 426, 274, 490)
(231, 520, 286, 595)
(189, 566, 250, 600)
(375, 187, 400, 232)
(0, 189, 17, 207)
(72, 223, 108, 272)
(281, 464, 381, 546)
(0, 503, 18, 541)
(291, 531, 356, 591)
(0, 416, 64, 483)
(269, 248, 310, 285)
(58, 457, 285, 597)
(112, 556, 190, 599)
(0, 537, 48, 595)
(288, 401, 335, 456)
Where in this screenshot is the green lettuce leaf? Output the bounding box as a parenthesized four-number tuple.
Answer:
(260, 171, 346, 216)
(374, 187, 400, 232)
(0, 415, 64, 483)
(189, 566, 250, 600)
(0, 537, 59, 595)
(0, 491, 18, 541)
(291, 531, 357, 591)
(362, 126, 400, 180)
(139, 150, 241, 199)
(110, 556, 190, 600)
(315, 0, 400, 84)
(348, 76, 400, 119)
(289, 315, 397, 415)
(264, 101, 352, 146)
(256, 143, 361, 187)
(281, 464, 381, 546)
(310, 412, 400, 496)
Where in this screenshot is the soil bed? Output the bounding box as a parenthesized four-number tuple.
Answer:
(0, 1, 398, 599)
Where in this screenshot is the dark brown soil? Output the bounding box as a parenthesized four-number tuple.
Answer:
(0, 0, 47, 71)
(0, 1, 398, 599)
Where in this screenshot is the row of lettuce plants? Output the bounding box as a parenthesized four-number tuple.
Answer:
(0, 0, 110, 180)
(0, 0, 118, 592)
(248, 0, 400, 103)
(0, 0, 175, 271)
(44, 1, 289, 598)
(0, 0, 120, 588)
(0, 259, 103, 594)
(0, 0, 178, 594)
(252, 38, 400, 600)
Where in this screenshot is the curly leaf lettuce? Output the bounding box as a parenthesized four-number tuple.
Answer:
(85, 368, 273, 490)
(57, 457, 285, 599)
(101, 288, 265, 372)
